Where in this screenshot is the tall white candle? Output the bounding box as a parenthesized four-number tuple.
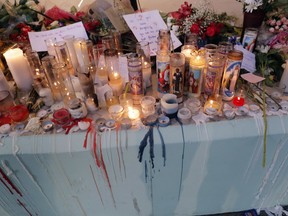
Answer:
(143, 61, 152, 88)
(3, 48, 33, 91)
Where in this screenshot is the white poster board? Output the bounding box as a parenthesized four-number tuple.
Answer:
(123, 10, 182, 56)
(28, 22, 88, 52)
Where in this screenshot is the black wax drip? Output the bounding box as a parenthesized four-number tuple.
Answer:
(149, 127, 155, 168)
(175, 117, 185, 200)
(145, 160, 148, 183)
(156, 125, 166, 167)
(138, 127, 150, 163)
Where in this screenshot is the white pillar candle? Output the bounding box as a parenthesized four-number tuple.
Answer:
(142, 61, 152, 88)
(108, 72, 123, 96)
(3, 48, 33, 91)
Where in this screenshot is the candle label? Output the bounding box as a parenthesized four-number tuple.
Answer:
(204, 70, 217, 96)
(129, 70, 144, 95)
(221, 59, 242, 101)
(187, 66, 202, 95)
(157, 61, 170, 94)
(171, 66, 184, 98)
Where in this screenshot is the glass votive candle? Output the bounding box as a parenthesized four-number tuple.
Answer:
(184, 97, 201, 115)
(232, 88, 246, 107)
(52, 108, 71, 126)
(127, 106, 140, 120)
(105, 94, 119, 108)
(140, 96, 156, 117)
(119, 93, 133, 112)
(204, 94, 222, 115)
(9, 104, 30, 123)
(108, 104, 124, 121)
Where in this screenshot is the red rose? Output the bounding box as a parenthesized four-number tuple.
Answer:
(215, 23, 224, 34)
(75, 11, 86, 19)
(206, 23, 216, 37)
(84, 21, 100, 32)
(190, 23, 200, 34)
(171, 11, 183, 21)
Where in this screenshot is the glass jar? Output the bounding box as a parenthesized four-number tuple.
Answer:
(104, 49, 119, 78)
(156, 50, 170, 98)
(136, 41, 152, 88)
(170, 53, 185, 103)
(52, 62, 77, 106)
(54, 41, 75, 76)
(157, 29, 171, 52)
(127, 53, 144, 105)
(41, 55, 62, 101)
(62, 35, 79, 73)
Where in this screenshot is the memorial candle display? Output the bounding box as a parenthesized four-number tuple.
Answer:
(170, 53, 185, 103)
(108, 72, 123, 96)
(188, 50, 205, 98)
(3, 48, 33, 91)
(156, 50, 170, 98)
(63, 35, 79, 73)
(136, 41, 152, 88)
(181, 45, 195, 93)
(233, 88, 245, 106)
(203, 53, 225, 96)
(128, 54, 144, 105)
(221, 50, 243, 101)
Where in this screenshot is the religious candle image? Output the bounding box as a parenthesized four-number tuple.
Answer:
(188, 50, 206, 98)
(3, 48, 33, 91)
(170, 53, 185, 103)
(156, 50, 170, 98)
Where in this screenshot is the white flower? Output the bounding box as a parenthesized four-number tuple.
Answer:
(256, 45, 270, 53)
(243, 0, 264, 12)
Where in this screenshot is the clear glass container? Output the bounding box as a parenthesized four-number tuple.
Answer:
(156, 50, 170, 98)
(62, 35, 79, 73)
(136, 41, 152, 88)
(127, 53, 144, 105)
(104, 49, 119, 78)
(170, 53, 185, 103)
(41, 55, 62, 101)
(52, 62, 77, 106)
(157, 29, 171, 52)
(80, 39, 95, 68)
(54, 41, 75, 76)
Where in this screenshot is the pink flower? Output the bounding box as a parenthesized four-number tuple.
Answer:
(281, 17, 287, 23)
(269, 27, 275, 33)
(270, 19, 276, 26)
(276, 20, 282, 26)
(279, 28, 284, 32)
(283, 25, 288, 30)
(275, 25, 280, 30)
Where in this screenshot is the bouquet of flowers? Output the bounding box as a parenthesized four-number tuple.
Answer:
(169, 0, 236, 43)
(266, 13, 288, 33)
(235, 0, 275, 13)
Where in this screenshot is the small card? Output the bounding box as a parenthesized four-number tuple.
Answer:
(123, 10, 182, 56)
(28, 22, 88, 52)
(234, 45, 256, 73)
(241, 73, 265, 84)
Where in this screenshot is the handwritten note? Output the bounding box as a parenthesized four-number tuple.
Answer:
(234, 45, 256, 73)
(123, 10, 182, 56)
(28, 22, 88, 52)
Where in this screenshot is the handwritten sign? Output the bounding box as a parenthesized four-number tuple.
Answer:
(28, 22, 88, 52)
(123, 10, 182, 56)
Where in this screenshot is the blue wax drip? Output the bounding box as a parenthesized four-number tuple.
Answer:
(156, 125, 166, 167)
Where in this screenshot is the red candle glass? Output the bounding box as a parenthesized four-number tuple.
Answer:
(9, 104, 30, 123)
(233, 88, 245, 106)
(52, 108, 71, 126)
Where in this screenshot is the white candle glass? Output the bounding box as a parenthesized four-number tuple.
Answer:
(63, 35, 79, 73)
(3, 48, 33, 91)
(136, 41, 152, 88)
(54, 41, 75, 76)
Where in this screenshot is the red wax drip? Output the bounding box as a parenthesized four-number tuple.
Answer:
(0, 178, 13, 195)
(0, 167, 22, 196)
(233, 97, 245, 106)
(93, 130, 101, 167)
(17, 199, 33, 216)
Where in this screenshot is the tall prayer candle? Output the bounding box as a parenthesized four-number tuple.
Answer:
(3, 48, 33, 91)
(188, 50, 206, 98)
